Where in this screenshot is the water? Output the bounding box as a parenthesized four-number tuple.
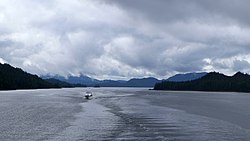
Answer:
(0, 88, 250, 140)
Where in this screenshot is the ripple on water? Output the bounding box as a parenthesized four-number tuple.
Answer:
(100, 96, 250, 141)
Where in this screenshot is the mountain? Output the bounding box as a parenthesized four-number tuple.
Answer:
(154, 72, 250, 92)
(44, 78, 73, 88)
(43, 74, 160, 87)
(45, 78, 87, 88)
(0, 63, 59, 90)
(98, 80, 126, 87)
(66, 74, 100, 85)
(42, 74, 100, 85)
(125, 77, 160, 87)
(167, 72, 207, 82)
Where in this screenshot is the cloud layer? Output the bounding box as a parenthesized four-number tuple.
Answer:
(0, 0, 250, 79)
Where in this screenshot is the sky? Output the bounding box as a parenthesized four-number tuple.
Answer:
(0, 0, 250, 80)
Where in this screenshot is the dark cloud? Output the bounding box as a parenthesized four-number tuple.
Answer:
(107, 0, 250, 25)
(106, 0, 208, 23)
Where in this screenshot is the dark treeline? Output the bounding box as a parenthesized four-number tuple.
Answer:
(154, 72, 250, 92)
(0, 63, 60, 90)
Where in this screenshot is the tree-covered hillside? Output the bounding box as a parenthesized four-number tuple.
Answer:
(154, 72, 250, 92)
(0, 63, 59, 90)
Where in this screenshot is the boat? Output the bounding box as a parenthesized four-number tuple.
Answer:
(85, 91, 93, 99)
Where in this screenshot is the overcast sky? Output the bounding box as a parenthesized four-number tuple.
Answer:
(0, 0, 250, 80)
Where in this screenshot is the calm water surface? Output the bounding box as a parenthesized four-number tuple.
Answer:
(0, 88, 250, 140)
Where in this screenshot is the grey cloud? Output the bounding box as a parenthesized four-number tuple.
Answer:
(106, 0, 207, 23)
(0, 0, 250, 79)
(107, 0, 250, 25)
(232, 59, 250, 72)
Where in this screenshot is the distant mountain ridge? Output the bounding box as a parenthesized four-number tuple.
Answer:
(42, 72, 208, 87)
(42, 74, 99, 85)
(44, 78, 73, 88)
(125, 77, 160, 87)
(154, 72, 250, 92)
(42, 74, 161, 87)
